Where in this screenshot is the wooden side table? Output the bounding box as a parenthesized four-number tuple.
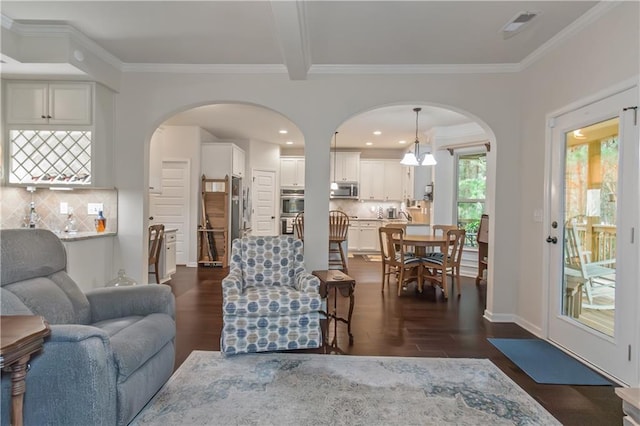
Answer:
(1, 316, 51, 426)
(313, 270, 356, 348)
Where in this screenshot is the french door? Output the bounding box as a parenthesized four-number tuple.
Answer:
(547, 86, 638, 386)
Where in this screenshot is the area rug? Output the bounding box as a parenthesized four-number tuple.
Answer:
(131, 351, 560, 425)
(488, 338, 612, 386)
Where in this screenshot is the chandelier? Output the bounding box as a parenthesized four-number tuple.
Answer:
(400, 107, 437, 166)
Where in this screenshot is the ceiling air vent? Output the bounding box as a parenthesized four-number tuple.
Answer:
(502, 11, 539, 39)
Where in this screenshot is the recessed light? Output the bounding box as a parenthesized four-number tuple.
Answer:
(373, 130, 382, 136)
(365, 142, 373, 146)
(279, 130, 288, 134)
(398, 140, 407, 144)
(285, 141, 294, 145)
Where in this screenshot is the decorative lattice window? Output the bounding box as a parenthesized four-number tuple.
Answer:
(9, 130, 92, 184)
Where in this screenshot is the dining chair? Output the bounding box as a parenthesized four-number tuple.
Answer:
(378, 226, 422, 296)
(328, 210, 350, 273)
(148, 224, 165, 283)
(294, 211, 304, 241)
(421, 228, 466, 299)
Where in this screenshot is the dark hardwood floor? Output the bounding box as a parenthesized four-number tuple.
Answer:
(167, 257, 622, 426)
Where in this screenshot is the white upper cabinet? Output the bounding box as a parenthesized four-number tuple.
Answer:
(360, 159, 405, 201)
(7, 82, 92, 125)
(330, 152, 360, 182)
(280, 157, 305, 187)
(232, 145, 245, 178)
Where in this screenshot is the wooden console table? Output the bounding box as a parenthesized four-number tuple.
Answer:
(313, 270, 356, 349)
(0, 316, 51, 426)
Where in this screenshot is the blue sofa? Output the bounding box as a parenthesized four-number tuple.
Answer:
(0, 229, 176, 426)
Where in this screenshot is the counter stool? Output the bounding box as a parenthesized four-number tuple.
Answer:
(328, 210, 350, 273)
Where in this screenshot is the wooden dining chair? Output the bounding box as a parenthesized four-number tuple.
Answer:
(328, 210, 350, 273)
(148, 224, 165, 283)
(421, 228, 465, 299)
(379, 226, 422, 296)
(294, 212, 304, 241)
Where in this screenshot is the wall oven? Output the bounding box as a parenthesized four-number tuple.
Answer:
(281, 188, 304, 234)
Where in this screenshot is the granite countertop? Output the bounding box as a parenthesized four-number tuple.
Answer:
(57, 231, 117, 242)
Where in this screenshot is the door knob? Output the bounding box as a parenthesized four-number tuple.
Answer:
(546, 236, 558, 244)
(149, 216, 154, 221)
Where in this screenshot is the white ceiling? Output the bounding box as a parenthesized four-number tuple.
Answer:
(0, 1, 600, 149)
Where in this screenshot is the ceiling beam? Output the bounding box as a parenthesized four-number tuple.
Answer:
(269, 0, 311, 80)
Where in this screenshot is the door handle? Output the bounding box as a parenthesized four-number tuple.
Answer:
(546, 236, 558, 244)
(149, 216, 154, 221)
(271, 216, 275, 219)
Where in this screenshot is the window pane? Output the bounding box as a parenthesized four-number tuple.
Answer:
(458, 202, 484, 247)
(457, 153, 486, 199)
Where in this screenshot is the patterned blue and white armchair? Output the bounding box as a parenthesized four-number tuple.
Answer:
(221, 236, 322, 355)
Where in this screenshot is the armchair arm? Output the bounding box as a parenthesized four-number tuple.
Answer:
(0, 324, 117, 426)
(86, 284, 175, 323)
(222, 271, 244, 297)
(295, 271, 320, 293)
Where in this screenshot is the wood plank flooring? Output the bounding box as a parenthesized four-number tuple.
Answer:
(167, 257, 623, 426)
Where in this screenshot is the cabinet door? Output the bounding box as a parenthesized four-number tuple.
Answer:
(359, 222, 379, 251)
(340, 152, 360, 182)
(402, 166, 414, 201)
(281, 158, 300, 187)
(48, 83, 92, 125)
(295, 158, 305, 187)
(160, 231, 177, 280)
(6, 83, 48, 124)
(348, 224, 359, 251)
(232, 146, 245, 177)
(360, 160, 385, 200)
(383, 161, 404, 201)
(149, 128, 164, 193)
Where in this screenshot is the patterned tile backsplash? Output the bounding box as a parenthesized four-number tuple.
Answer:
(1, 187, 118, 233)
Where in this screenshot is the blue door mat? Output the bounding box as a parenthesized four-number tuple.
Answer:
(488, 338, 613, 385)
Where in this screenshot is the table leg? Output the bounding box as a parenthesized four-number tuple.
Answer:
(347, 285, 354, 345)
(10, 354, 31, 426)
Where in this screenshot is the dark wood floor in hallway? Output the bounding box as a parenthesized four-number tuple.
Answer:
(167, 257, 622, 426)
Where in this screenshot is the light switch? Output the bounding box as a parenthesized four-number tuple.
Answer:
(87, 203, 103, 215)
(60, 202, 68, 214)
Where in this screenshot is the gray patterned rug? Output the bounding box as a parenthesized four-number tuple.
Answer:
(131, 351, 560, 426)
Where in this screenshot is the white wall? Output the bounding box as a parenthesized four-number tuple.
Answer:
(112, 5, 637, 323)
(155, 125, 209, 267)
(517, 1, 639, 334)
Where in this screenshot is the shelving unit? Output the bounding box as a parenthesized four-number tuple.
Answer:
(476, 214, 488, 285)
(198, 175, 229, 267)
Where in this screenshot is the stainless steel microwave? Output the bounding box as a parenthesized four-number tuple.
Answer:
(330, 182, 359, 199)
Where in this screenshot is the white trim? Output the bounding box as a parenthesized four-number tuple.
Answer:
(514, 315, 544, 338)
(121, 63, 288, 74)
(309, 63, 522, 75)
(483, 311, 517, 323)
(520, 1, 622, 71)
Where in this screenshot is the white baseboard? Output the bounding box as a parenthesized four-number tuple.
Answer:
(514, 316, 543, 338)
(186, 262, 198, 267)
(483, 310, 517, 323)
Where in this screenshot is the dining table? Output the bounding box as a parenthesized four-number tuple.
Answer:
(392, 233, 454, 293)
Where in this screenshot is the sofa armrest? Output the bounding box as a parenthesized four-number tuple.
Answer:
(86, 284, 175, 323)
(222, 272, 244, 297)
(0, 324, 118, 426)
(295, 272, 320, 294)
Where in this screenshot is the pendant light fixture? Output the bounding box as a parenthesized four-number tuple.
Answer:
(400, 107, 437, 166)
(330, 131, 339, 190)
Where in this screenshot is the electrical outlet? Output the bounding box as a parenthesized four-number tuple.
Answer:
(60, 202, 68, 214)
(87, 203, 104, 215)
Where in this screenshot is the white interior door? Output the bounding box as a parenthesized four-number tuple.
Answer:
(149, 160, 190, 265)
(251, 169, 277, 236)
(547, 86, 638, 385)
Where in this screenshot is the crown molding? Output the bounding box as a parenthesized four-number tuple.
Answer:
(2, 15, 123, 70)
(520, 1, 622, 70)
(120, 63, 288, 74)
(309, 63, 522, 75)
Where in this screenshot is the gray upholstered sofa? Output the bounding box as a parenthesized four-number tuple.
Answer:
(0, 229, 176, 426)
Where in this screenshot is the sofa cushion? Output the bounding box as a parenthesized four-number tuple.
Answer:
(94, 313, 175, 380)
(3, 272, 91, 324)
(222, 284, 322, 317)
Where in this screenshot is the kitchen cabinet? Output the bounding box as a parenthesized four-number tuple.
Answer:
(4, 81, 114, 188)
(402, 165, 414, 201)
(159, 229, 177, 282)
(330, 152, 360, 183)
(149, 127, 164, 193)
(62, 234, 115, 292)
(348, 220, 381, 253)
(280, 157, 305, 187)
(201, 143, 245, 181)
(360, 159, 407, 201)
(232, 145, 245, 178)
(6, 82, 92, 125)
